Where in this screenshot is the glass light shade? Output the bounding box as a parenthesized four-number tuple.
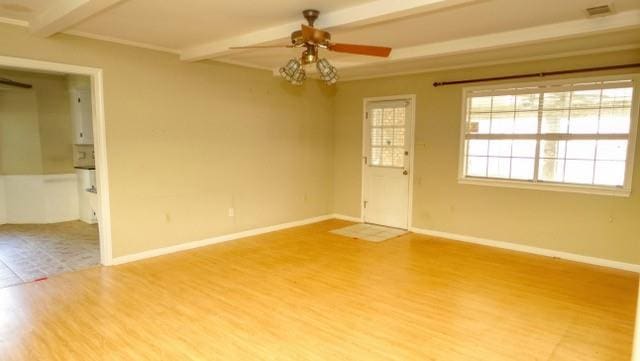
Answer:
(316, 58, 338, 85)
(279, 59, 306, 85)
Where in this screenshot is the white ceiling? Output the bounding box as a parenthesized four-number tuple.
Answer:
(332, 0, 640, 48)
(0, 0, 639, 80)
(0, 0, 42, 20)
(71, 0, 373, 49)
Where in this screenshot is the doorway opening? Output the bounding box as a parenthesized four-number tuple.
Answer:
(361, 95, 415, 230)
(0, 56, 112, 289)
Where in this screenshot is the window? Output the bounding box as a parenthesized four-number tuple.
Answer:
(369, 103, 407, 167)
(460, 75, 639, 196)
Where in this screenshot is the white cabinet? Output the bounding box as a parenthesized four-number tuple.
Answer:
(77, 169, 97, 224)
(70, 89, 93, 145)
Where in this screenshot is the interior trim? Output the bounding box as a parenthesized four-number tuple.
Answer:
(331, 213, 363, 223)
(0, 55, 114, 266)
(410, 226, 640, 273)
(111, 214, 335, 265)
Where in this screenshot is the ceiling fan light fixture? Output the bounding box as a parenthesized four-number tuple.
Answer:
(317, 58, 338, 85)
(232, 10, 392, 87)
(292, 68, 306, 85)
(279, 59, 306, 85)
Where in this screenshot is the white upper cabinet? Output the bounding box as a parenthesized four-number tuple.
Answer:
(70, 89, 93, 145)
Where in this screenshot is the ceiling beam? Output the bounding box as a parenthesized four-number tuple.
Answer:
(30, 0, 124, 37)
(330, 9, 640, 70)
(180, 0, 478, 62)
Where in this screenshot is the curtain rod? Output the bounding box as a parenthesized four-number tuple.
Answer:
(0, 78, 32, 89)
(432, 63, 640, 87)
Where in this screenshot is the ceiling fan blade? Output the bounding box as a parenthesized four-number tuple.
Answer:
(229, 45, 294, 49)
(328, 43, 392, 57)
(301, 24, 330, 43)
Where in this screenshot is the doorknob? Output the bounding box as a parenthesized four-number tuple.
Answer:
(403, 170, 408, 175)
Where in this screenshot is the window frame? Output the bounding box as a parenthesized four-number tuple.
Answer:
(458, 73, 640, 197)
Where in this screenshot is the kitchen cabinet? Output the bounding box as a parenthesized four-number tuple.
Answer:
(70, 89, 93, 145)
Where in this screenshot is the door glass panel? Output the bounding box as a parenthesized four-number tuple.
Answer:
(371, 109, 382, 126)
(382, 128, 393, 146)
(394, 128, 405, 147)
(383, 108, 394, 125)
(393, 148, 404, 167)
(371, 128, 382, 146)
(371, 147, 381, 166)
(394, 107, 406, 126)
(381, 147, 393, 166)
(369, 104, 409, 168)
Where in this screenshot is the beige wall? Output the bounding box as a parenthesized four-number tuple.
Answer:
(0, 23, 334, 258)
(1, 22, 637, 264)
(36, 72, 75, 174)
(333, 49, 640, 265)
(0, 84, 42, 174)
(0, 69, 74, 175)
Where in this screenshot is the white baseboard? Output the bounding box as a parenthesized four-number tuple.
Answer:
(110, 213, 639, 272)
(295, 215, 640, 273)
(410, 226, 640, 273)
(331, 213, 363, 222)
(111, 214, 334, 265)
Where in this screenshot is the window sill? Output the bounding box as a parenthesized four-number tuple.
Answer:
(458, 177, 631, 197)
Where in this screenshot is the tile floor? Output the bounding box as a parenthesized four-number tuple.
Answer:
(330, 223, 407, 242)
(0, 221, 99, 289)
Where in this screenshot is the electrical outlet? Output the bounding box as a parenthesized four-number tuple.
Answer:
(228, 208, 235, 217)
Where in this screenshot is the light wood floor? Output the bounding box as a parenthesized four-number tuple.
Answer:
(0, 219, 637, 360)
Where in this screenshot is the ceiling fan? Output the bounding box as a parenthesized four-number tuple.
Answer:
(229, 9, 392, 85)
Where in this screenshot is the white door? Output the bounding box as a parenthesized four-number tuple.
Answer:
(363, 98, 413, 229)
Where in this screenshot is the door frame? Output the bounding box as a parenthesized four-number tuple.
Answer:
(0, 55, 113, 266)
(361, 94, 416, 230)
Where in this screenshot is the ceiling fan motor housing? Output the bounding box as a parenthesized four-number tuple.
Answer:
(291, 9, 330, 47)
(302, 9, 320, 26)
(291, 30, 330, 46)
